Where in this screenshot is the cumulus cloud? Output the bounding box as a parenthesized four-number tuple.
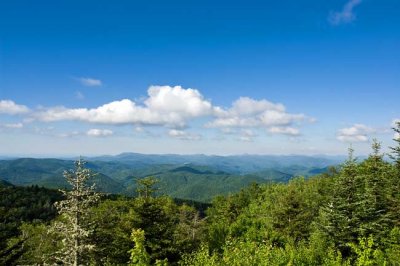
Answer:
(168, 129, 202, 141)
(78, 77, 102, 87)
(337, 124, 375, 142)
(207, 97, 312, 137)
(33, 86, 214, 128)
(87, 129, 113, 137)
(329, 0, 362, 25)
(0, 100, 30, 115)
(28, 86, 313, 139)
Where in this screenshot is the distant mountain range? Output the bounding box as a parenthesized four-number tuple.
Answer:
(0, 153, 344, 202)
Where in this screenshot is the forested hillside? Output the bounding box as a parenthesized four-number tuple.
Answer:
(1, 125, 400, 265)
(0, 155, 339, 202)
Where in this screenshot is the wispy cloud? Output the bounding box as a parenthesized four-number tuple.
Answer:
(268, 126, 300, 136)
(168, 129, 202, 141)
(59, 131, 80, 138)
(87, 128, 113, 137)
(0, 100, 30, 115)
(2, 123, 24, 129)
(75, 91, 85, 100)
(238, 129, 257, 142)
(78, 77, 102, 87)
(329, 0, 362, 25)
(337, 123, 375, 142)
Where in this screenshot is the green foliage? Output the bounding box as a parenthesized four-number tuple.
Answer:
(129, 228, 151, 266)
(5, 222, 62, 265)
(0, 185, 62, 265)
(348, 236, 387, 266)
(2, 129, 400, 265)
(89, 198, 137, 264)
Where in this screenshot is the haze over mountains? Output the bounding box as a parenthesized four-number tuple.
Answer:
(0, 153, 344, 202)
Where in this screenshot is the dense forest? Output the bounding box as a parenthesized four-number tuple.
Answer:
(1, 123, 400, 265)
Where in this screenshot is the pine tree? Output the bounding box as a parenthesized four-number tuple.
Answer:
(47, 158, 99, 265)
(358, 140, 393, 240)
(319, 146, 362, 256)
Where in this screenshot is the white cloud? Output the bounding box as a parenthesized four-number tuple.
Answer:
(145, 85, 214, 117)
(78, 77, 102, 87)
(2, 123, 24, 129)
(337, 124, 375, 142)
(0, 100, 30, 115)
(268, 126, 300, 136)
(86, 129, 113, 137)
(207, 97, 312, 137)
(33, 85, 214, 128)
(168, 129, 202, 141)
(329, 0, 362, 25)
(29, 86, 313, 139)
(228, 97, 285, 115)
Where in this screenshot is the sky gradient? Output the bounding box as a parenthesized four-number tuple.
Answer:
(0, 0, 399, 156)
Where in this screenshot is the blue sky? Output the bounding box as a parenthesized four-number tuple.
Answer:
(0, 0, 399, 156)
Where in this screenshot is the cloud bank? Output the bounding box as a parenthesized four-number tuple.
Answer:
(1, 85, 315, 140)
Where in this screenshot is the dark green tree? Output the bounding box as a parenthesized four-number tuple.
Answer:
(318, 147, 363, 256)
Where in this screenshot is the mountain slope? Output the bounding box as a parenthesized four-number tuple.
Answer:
(0, 154, 339, 201)
(0, 159, 124, 194)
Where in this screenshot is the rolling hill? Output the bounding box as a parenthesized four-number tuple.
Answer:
(0, 154, 342, 201)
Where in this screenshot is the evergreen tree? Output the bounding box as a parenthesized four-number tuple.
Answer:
(358, 140, 393, 241)
(131, 177, 178, 263)
(319, 147, 362, 256)
(47, 158, 100, 265)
